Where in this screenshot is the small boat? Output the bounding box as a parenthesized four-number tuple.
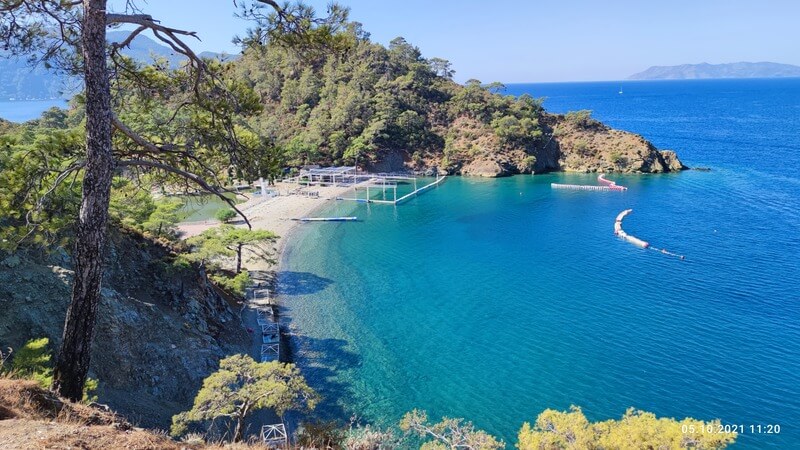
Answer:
(618, 87, 623, 95)
(296, 216, 358, 222)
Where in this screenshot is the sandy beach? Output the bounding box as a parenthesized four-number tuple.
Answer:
(177, 181, 355, 271)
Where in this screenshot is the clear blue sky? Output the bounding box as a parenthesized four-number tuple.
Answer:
(109, 0, 800, 82)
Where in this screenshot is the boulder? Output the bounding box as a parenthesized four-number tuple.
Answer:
(461, 159, 508, 177)
(659, 150, 687, 171)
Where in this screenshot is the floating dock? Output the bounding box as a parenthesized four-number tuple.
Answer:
(552, 173, 627, 191)
(395, 175, 447, 204)
(295, 216, 358, 222)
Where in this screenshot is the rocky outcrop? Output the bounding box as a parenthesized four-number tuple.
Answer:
(461, 159, 508, 178)
(0, 230, 250, 428)
(543, 114, 687, 173)
(401, 113, 685, 177)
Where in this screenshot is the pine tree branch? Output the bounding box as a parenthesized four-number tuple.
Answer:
(117, 159, 251, 229)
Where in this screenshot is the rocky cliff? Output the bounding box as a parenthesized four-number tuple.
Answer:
(0, 230, 250, 428)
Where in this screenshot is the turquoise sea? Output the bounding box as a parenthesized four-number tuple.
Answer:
(284, 78, 800, 449)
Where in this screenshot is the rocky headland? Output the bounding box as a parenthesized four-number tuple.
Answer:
(408, 112, 686, 178)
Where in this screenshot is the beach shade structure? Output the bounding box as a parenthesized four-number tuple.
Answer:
(262, 322, 280, 344)
(301, 166, 357, 186)
(252, 288, 270, 300)
(261, 423, 288, 447)
(256, 308, 275, 326)
(261, 343, 280, 362)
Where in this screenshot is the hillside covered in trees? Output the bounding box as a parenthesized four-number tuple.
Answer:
(232, 20, 685, 177)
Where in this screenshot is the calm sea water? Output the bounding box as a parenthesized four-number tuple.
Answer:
(0, 99, 68, 122)
(282, 79, 800, 449)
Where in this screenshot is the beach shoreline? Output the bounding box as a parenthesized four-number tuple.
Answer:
(176, 181, 354, 358)
(177, 181, 354, 254)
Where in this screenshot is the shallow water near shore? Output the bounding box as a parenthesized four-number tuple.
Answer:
(279, 79, 800, 449)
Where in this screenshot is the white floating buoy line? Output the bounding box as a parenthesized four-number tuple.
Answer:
(614, 209, 685, 260)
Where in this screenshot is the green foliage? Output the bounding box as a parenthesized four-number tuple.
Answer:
(296, 420, 346, 449)
(171, 355, 318, 442)
(11, 338, 53, 388)
(186, 224, 277, 273)
(233, 17, 543, 168)
(521, 155, 537, 173)
(109, 178, 156, 229)
(564, 109, 595, 128)
(82, 377, 99, 403)
(401, 409, 504, 450)
(215, 208, 237, 223)
(1, 8, 548, 251)
(491, 116, 542, 146)
(0, 124, 84, 250)
(8, 337, 98, 402)
(574, 139, 590, 155)
(344, 424, 400, 449)
(141, 198, 183, 237)
(108, 179, 184, 238)
(516, 406, 737, 450)
(210, 270, 251, 297)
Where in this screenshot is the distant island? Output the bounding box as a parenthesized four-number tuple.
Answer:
(628, 62, 800, 80)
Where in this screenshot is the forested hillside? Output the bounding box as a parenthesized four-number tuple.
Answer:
(233, 22, 684, 176)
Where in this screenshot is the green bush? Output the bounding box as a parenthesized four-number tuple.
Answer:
(11, 338, 53, 388)
(8, 337, 98, 402)
(211, 270, 251, 298)
(215, 208, 237, 223)
(565, 109, 595, 128)
(521, 155, 537, 173)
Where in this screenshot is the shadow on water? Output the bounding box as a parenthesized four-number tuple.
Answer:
(275, 271, 334, 296)
(273, 303, 361, 423)
(290, 333, 361, 423)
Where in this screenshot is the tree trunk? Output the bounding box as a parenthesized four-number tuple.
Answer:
(236, 243, 243, 274)
(53, 0, 114, 402)
(232, 403, 249, 442)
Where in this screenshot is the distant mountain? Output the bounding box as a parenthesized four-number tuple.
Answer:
(104, 31, 235, 68)
(0, 31, 236, 100)
(0, 55, 73, 100)
(628, 62, 800, 80)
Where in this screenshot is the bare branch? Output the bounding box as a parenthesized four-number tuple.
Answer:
(109, 24, 146, 50)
